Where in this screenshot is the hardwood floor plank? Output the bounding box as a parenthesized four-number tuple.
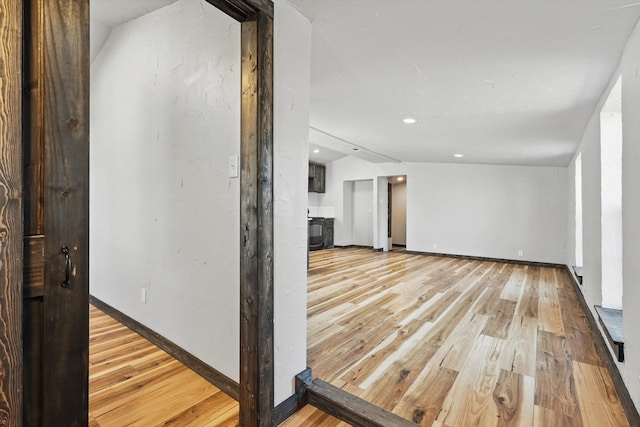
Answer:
(535, 330, 580, 418)
(89, 306, 239, 427)
(162, 391, 238, 426)
(573, 361, 628, 427)
(436, 334, 505, 427)
(493, 369, 534, 427)
(393, 367, 458, 426)
(500, 315, 537, 378)
(482, 299, 517, 340)
(88, 249, 630, 427)
(307, 249, 629, 426)
(533, 405, 581, 427)
(517, 266, 539, 319)
(538, 267, 565, 335)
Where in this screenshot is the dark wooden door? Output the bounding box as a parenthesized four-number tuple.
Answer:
(23, 0, 90, 425)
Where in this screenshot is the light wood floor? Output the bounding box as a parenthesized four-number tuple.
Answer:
(90, 248, 630, 426)
(89, 305, 239, 426)
(283, 248, 630, 427)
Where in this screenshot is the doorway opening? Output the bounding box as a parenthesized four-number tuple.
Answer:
(389, 175, 407, 252)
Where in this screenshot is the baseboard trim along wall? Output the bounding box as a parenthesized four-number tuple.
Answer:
(89, 295, 240, 401)
(90, 295, 303, 421)
(401, 249, 565, 269)
(562, 267, 640, 427)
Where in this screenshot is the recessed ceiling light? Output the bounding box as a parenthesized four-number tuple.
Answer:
(402, 117, 417, 124)
(313, 149, 320, 154)
(397, 176, 404, 182)
(454, 153, 464, 158)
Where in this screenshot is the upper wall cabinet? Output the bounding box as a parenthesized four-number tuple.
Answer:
(308, 162, 325, 193)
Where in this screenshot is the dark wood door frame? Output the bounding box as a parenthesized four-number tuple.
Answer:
(205, 1, 276, 425)
(0, 0, 24, 425)
(1, 0, 275, 425)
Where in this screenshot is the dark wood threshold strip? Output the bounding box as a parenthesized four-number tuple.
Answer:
(274, 393, 299, 426)
(563, 267, 640, 427)
(89, 295, 240, 401)
(295, 369, 417, 427)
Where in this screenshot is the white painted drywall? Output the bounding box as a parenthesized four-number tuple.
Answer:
(321, 156, 566, 264)
(273, 0, 311, 405)
(352, 180, 374, 247)
(91, 0, 312, 404)
(621, 22, 640, 411)
(600, 110, 623, 310)
(392, 182, 407, 246)
(90, 0, 241, 380)
(565, 22, 640, 410)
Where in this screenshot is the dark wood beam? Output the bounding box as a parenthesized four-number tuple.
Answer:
(295, 371, 419, 427)
(0, 0, 24, 425)
(239, 4, 274, 426)
(204, 0, 273, 21)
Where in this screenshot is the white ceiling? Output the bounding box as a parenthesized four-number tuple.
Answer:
(90, 0, 640, 166)
(288, 0, 640, 166)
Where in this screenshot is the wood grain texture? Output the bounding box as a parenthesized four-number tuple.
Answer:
(40, 0, 90, 424)
(535, 331, 580, 419)
(89, 305, 240, 426)
(23, 0, 44, 236)
(306, 248, 631, 427)
(306, 379, 417, 427)
(23, 299, 42, 427)
(23, 235, 44, 298)
(90, 295, 240, 400)
(573, 361, 628, 427)
(0, 0, 23, 424)
(240, 6, 274, 426)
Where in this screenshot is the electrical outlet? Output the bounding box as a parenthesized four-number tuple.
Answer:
(518, 249, 524, 257)
(141, 288, 147, 304)
(433, 243, 438, 250)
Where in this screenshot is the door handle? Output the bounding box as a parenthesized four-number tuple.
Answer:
(61, 246, 71, 288)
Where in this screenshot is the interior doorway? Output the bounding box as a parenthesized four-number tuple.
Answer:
(19, 0, 276, 424)
(390, 176, 407, 251)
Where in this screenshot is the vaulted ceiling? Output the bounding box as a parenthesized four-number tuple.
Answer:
(90, 0, 640, 166)
(290, 0, 640, 166)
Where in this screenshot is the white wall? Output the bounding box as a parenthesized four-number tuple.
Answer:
(352, 180, 374, 247)
(91, 0, 311, 404)
(273, 0, 311, 405)
(392, 182, 407, 245)
(91, 0, 241, 380)
(621, 22, 640, 410)
(323, 156, 567, 263)
(565, 22, 640, 411)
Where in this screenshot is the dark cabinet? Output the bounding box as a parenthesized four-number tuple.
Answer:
(323, 218, 334, 249)
(308, 162, 325, 193)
